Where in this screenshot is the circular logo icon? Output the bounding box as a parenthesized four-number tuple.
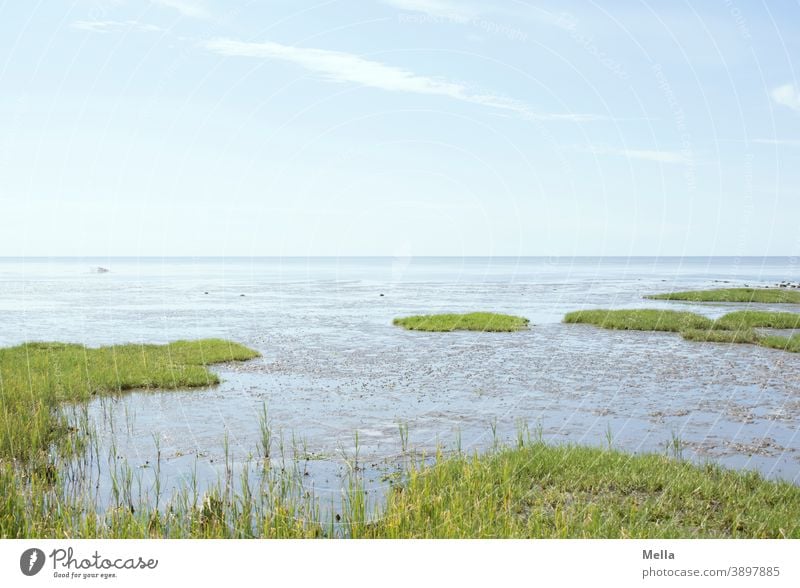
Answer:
(20, 548, 46, 576)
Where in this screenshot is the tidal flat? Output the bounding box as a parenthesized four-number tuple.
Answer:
(1, 257, 799, 537)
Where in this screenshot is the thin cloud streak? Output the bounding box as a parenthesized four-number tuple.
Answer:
(203, 38, 607, 122)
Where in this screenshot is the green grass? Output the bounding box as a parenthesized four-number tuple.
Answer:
(760, 335, 800, 353)
(713, 310, 800, 331)
(646, 288, 800, 304)
(563, 309, 713, 332)
(564, 309, 800, 353)
(0, 453, 325, 539)
(393, 312, 530, 332)
(680, 329, 759, 345)
(356, 443, 800, 538)
(4, 438, 799, 539)
(0, 339, 259, 461)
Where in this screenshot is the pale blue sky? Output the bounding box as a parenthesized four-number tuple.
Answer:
(1, 0, 799, 256)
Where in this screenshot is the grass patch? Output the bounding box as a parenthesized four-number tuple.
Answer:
(713, 310, 800, 331)
(564, 308, 800, 353)
(646, 288, 800, 304)
(563, 309, 713, 332)
(0, 339, 259, 461)
(759, 335, 800, 354)
(680, 329, 759, 345)
(393, 312, 529, 332)
(355, 443, 800, 538)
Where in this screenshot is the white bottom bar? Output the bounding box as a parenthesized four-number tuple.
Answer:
(1, 539, 797, 587)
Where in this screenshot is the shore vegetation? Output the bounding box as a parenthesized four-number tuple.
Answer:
(564, 309, 800, 353)
(393, 312, 529, 332)
(646, 288, 800, 304)
(563, 309, 712, 332)
(360, 443, 800, 538)
(0, 339, 259, 461)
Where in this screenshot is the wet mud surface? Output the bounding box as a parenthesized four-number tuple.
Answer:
(79, 317, 800, 508)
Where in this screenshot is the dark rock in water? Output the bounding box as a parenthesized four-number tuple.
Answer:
(204, 291, 209, 295)
(379, 293, 384, 297)
(240, 294, 246, 297)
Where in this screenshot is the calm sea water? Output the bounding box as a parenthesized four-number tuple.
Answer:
(1, 256, 797, 345)
(2, 256, 799, 505)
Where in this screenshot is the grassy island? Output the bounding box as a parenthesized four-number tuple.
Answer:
(713, 310, 800, 330)
(646, 287, 800, 304)
(393, 312, 529, 332)
(563, 309, 713, 332)
(564, 309, 800, 353)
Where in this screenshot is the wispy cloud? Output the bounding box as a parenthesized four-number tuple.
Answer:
(771, 84, 800, 112)
(70, 20, 164, 34)
(203, 38, 605, 122)
(150, 0, 210, 19)
(382, 0, 479, 21)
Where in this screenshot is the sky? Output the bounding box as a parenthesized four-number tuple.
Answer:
(1, 0, 799, 257)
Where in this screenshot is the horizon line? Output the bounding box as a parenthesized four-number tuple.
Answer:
(1, 255, 796, 260)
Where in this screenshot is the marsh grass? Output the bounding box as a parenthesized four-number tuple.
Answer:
(564, 309, 800, 353)
(680, 329, 759, 344)
(760, 334, 800, 353)
(563, 309, 713, 332)
(646, 288, 800, 304)
(4, 435, 800, 539)
(359, 443, 800, 538)
(393, 312, 529, 332)
(712, 310, 800, 331)
(0, 456, 325, 539)
(0, 339, 259, 461)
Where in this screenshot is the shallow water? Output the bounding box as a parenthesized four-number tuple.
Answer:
(2, 256, 799, 508)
